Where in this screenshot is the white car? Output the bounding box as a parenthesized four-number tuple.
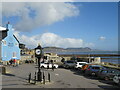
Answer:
(40, 63, 58, 69)
(75, 62, 88, 69)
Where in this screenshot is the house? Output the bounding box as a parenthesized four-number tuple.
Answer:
(20, 48, 36, 63)
(44, 53, 62, 63)
(0, 22, 20, 64)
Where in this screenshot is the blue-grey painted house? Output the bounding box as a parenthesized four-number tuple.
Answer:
(0, 23, 20, 61)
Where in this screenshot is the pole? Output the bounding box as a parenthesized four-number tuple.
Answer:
(48, 73, 50, 82)
(43, 72, 45, 84)
(37, 57, 42, 82)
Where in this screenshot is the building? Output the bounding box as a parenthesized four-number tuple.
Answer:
(0, 23, 20, 63)
(44, 53, 62, 63)
(20, 48, 36, 63)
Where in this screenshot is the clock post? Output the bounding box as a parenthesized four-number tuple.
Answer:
(35, 44, 42, 82)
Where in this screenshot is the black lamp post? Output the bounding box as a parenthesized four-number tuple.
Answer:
(35, 44, 42, 81)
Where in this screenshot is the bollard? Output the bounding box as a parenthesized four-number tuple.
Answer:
(48, 73, 50, 82)
(43, 72, 45, 84)
(34, 72, 36, 84)
(2, 66, 6, 74)
(28, 73, 31, 83)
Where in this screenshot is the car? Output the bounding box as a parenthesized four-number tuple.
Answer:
(97, 69, 120, 80)
(85, 65, 105, 76)
(75, 62, 88, 69)
(63, 60, 76, 69)
(40, 63, 58, 69)
(81, 63, 94, 73)
(113, 74, 120, 86)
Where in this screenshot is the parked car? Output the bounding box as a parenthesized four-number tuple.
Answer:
(41, 63, 58, 69)
(85, 65, 105, 76)
(113, 74, 120, 85)
(75, 62, 88, 69)
(97, 69, 120, 80)
(63, 60, 76, 69)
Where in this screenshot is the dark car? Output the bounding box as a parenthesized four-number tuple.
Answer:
(85, 65, 105, 76)
(97, 69, 120, 80)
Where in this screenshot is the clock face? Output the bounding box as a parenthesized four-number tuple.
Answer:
(36, 49, 41, 55)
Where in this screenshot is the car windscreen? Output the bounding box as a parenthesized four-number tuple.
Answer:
(79, 63, 86, 65)
(92, 67, 101, 69)
(67, 61, 74, 63)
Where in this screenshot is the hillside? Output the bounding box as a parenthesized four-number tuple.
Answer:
(43, 47, 92, 53)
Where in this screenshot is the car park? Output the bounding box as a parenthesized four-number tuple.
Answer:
(63, 60, 76, 69)
(41, 63, 58, 69)
(85, 65, 105, 76)
(97, 69, 120, 80)
(75, 62, 88, 69)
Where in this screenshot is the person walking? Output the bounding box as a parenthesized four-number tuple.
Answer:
(52, 63, 54, 71)
(47, 63, 49, 69)
(13, 59, 17, 67)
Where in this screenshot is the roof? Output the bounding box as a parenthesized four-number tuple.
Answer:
(13, 35, 20, 43)
(0, 26, 6, 31)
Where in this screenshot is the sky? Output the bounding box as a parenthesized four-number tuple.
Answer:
(1, 2, 118, 51)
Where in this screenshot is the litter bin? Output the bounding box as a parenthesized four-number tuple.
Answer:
(2, 66, 6, 74)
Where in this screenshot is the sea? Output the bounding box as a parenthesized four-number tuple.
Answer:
(56, 51, 120, 64)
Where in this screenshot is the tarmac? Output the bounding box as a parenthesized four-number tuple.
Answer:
(1, 63, 120, 89)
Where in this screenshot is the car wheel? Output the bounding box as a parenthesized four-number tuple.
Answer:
(65, 65, 69, 69)
(53, 66, 56, 69)
(104, 76, 109, 81)
(78, 67, 81, 70)
(113, 76, 119, 84)
(41, 66, 44, 69)
(91, 72, 95, 76)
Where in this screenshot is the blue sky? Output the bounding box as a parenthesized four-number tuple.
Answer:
(2, 2, 118, 51)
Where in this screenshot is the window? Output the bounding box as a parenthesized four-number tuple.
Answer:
(67, 61, 74, 63)
(79, 63, 86, 65)
(92, 67, 100, 69)
(102, 70, 108, 74)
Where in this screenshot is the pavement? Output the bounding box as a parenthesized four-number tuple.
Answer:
(1, 64, 120, 89)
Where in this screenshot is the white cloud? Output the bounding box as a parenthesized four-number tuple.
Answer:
(99, 36, 106, 41)
(14, 31, 94, 48)
(2, 2, 79, 32)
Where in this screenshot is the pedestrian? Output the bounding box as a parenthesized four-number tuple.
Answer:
(13, 59, 17, 67)
(52, 63, 54, 71)
(47, 63, 49, 69)
(9, 60, 12, 65)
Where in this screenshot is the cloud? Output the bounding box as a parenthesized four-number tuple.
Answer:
(2, 2, 79, 32)
(14, 31, 94, 48)
(99, 36, 106, 41)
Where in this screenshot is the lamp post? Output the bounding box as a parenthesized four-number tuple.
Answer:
(35, 44, 42, 81)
